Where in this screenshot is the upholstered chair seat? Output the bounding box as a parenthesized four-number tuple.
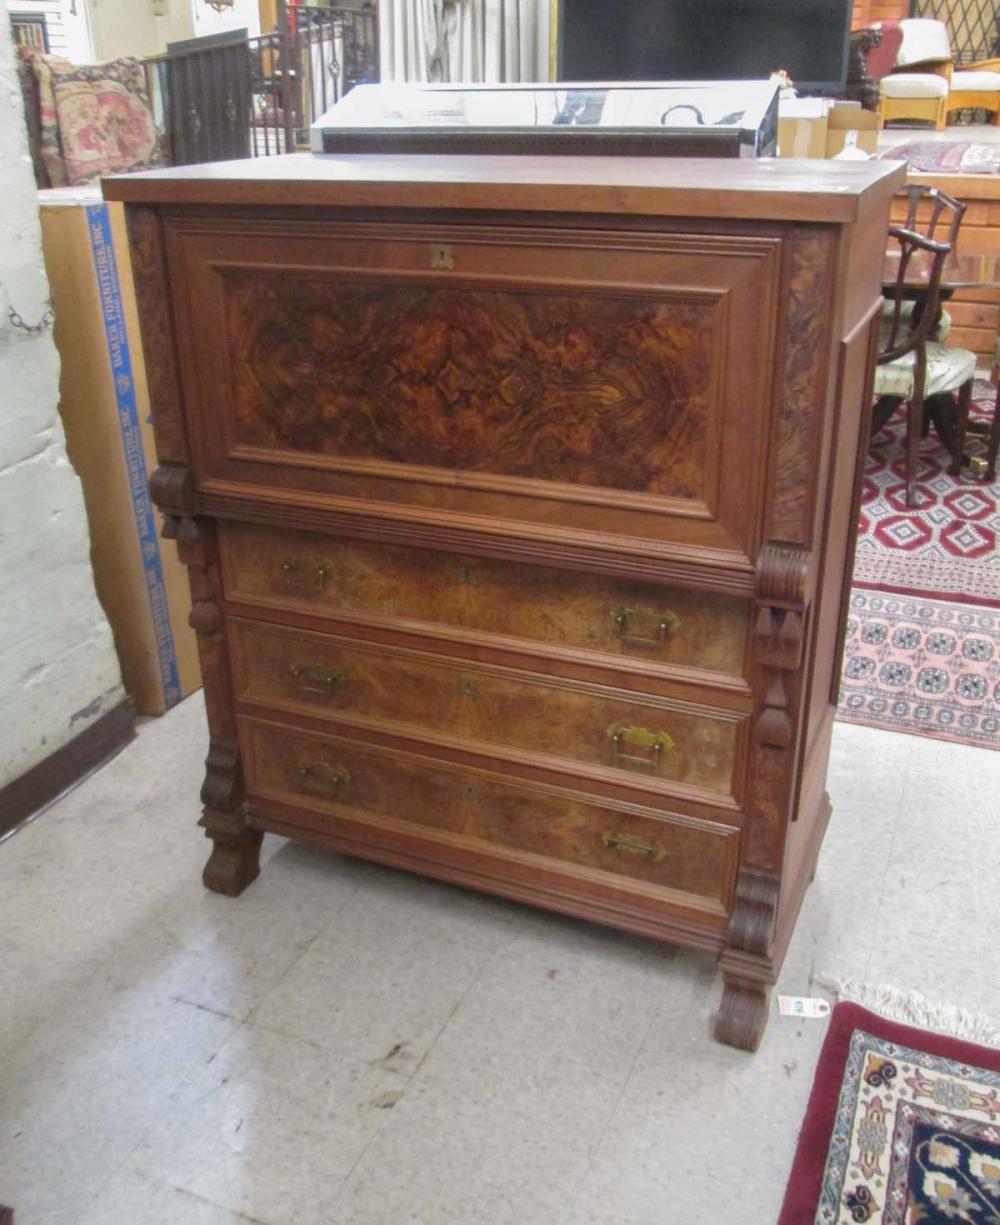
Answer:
(873, 341, 976, 400)
(880, 73, 949, 99)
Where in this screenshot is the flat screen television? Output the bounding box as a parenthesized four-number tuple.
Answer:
(558, 0, 852, 96)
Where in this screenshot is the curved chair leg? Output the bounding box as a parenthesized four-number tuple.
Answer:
(949, 378, 973, 476)
(986, 383, 1000, 481)
(906, 391, 925, 507)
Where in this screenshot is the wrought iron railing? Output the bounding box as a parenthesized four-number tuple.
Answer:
(283, 1, 379, 139)
(909, 0, 1000, 65)
(143, 1, 378, 166)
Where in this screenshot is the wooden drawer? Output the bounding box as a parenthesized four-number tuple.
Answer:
(168, 218, 783, 564)
(230, 617, 745, 805)
(219, 522, 750, 685)
(240, 715, 739, 917)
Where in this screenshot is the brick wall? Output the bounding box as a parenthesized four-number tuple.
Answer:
(853, 0, 910, 29)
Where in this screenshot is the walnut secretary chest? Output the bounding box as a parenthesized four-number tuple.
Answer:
(105, 153, 905, 1049)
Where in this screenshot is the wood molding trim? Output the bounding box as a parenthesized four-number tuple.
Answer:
(0, 699, 135, 840)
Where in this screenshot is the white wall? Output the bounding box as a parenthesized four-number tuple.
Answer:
(87, 0, 193, 60)
(10, 0, 93, 61)
(0, 0, 125, 788)
(191, 0, 261, 41)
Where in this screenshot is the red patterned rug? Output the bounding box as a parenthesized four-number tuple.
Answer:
(780, 1002, 1000, 1224)
(854, 383, 999, 607)
(838, 383, 1000, 749)
(879, 139, 1000, 175)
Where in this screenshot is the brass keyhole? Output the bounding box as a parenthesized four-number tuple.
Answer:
(430, 243, 454, 270)
(458, 678, 476, 698)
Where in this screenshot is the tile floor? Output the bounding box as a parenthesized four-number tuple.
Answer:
(1, 694, 998, 1224)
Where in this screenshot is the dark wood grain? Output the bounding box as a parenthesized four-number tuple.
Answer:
(169, 219, 782, 561)
(769, 228, 838, 545)
(125, 206, 189, 465)
(240, 714, 739, 912)
(226, 278, 713, 499)
(228, 616, 747, 803)
(219, 521, 751, 681)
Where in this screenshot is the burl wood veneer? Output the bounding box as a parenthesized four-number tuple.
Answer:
(106, 153, 905, 1049)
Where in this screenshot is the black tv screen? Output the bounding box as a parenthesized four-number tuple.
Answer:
(558, 0, 852, 95)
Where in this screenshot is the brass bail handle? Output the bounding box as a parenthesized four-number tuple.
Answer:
(613, 606, 681, 646)
(289, 661, 341, 695)
(281, 556, 330, 591)
(608, 724, 675, 770)
(297, 761, 350, 797)
(602, 830, 667, 862)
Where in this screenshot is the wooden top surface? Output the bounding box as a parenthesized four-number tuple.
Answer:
(103, 152, 906, 222)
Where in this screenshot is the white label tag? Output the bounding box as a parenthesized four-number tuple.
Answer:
(778, 995, 831, 1019)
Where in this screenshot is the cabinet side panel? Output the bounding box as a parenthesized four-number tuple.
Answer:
(125, 204, 190, 465)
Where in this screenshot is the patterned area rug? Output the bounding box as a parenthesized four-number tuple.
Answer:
(879, 140, 1000, 175)
(854, 385, 1000, 608)
(780, 1002, 1000, 1224)
(839, 383, 1000, 749)
(838, 591, 1000, 748)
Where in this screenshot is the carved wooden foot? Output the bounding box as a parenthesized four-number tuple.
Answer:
(202, 828, 263, 897)
(715, 974, 772, 1051)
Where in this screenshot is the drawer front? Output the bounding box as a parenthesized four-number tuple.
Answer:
(220, 523, 750, 683)
(230, 617, 744, 803)
(240, 717, 739, 912)
(168, 218, 783, 563)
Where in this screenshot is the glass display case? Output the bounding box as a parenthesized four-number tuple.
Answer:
(310, 81, 780, 158)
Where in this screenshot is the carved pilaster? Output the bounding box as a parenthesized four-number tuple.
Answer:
(742, 542, 811, 868)
(716, 870, 780, 1051)
(151, 463, 261, 896)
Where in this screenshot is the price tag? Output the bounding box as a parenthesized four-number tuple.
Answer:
(778, 995, 831, 1019)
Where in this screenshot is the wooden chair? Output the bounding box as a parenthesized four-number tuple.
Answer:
(876, 18, 952, 129)
(875, 222, 977, 508)
(881, 185, 965, 343)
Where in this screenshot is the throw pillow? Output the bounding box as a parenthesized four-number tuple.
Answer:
(31, 54, 163, 188)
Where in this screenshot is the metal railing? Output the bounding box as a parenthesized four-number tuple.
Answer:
(143, 1, 378, 166)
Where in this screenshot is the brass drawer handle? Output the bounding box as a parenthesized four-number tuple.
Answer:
(608, 724, 675, 769)
(296, 761, 350, 797)
(602, 830, 667, 862)
(289, 662, 341, 696)
(281, 557, 330, 591)
(613, 606, 681, 645)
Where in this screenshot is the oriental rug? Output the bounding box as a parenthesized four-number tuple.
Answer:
(837, 590, 1000, 749)
(779, 1002, 1000, 1224)
(838, 383, 1000, 748)
(879, 140, 1000, 175)
(853, 384, 1000, 608)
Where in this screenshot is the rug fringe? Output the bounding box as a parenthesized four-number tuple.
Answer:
(817, 974, 1000, 1048)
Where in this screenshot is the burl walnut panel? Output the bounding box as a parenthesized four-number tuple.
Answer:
(225, 277, 712, 500)
(219, 522, 751, 681)
(229, 617, 745, 803)
(240, 715, 738, 913)
(167, 220, 785, 560)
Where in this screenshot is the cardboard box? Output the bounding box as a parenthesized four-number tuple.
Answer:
(778, 96, 829, 158)
(825, 103, 880, 158)
(41, 190, 201, 715)
(778, 114, 829, 158)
